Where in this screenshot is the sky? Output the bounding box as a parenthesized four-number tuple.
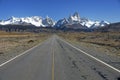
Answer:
(0, 0, 120, 23)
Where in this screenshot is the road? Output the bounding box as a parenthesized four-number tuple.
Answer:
(0, 35, 120, 80)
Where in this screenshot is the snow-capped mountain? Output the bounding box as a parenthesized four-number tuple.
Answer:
(42, 16, 55, 27)
(68, 12, 81, 23)
(55, 12, 110, 28)
(80, 19, 110, 28)
(0, 12, 110, 29)
(0, 16, 55, 27)
(55, 18, 69, 27)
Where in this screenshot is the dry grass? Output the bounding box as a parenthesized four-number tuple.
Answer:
(0, 31, 32, 37)
(58, 32, 120, 56)
(0, 31, 51, 55)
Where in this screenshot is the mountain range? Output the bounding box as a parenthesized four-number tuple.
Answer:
(0, 12, 110, 29)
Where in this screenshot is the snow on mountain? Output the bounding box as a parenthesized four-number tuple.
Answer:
(55, 12, 110, 28)
(0, 16, 55, 27)
(20, 16, 43, 26)
(0, 12, 110, 28)
(42, 16, 55, 27)
(0, 16, 21, 25)
(80, 18, 95, 28)
(55, 18, 69, 27)
(55, 12, 82, 27)
(68, 12, 80, 23)
(90, 21, 110, 28)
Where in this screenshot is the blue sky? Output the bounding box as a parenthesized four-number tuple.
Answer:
(0, 0, 120, 23)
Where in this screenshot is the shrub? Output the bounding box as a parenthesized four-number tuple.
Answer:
(28, 40, 34, 43)
(0, 52, 4, 54)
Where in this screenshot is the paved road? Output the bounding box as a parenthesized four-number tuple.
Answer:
(0, 35, 120, 80)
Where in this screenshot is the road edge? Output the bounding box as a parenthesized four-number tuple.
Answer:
(59, 38, 120, 73)
(0, 38, 48, 67)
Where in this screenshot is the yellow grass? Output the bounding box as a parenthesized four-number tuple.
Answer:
(58, 32, 120, 55)
(0, 31, 35, 38)
(0, 31, 51, 54)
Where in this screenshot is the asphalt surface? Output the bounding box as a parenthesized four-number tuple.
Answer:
(0, 35, 120, 80)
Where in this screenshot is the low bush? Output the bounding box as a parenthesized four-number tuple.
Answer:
(28, 40, 34, 43)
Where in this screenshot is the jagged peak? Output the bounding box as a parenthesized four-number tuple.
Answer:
(73, 12, 80, 17)
(46, 15, 50, 19)
(68, 12, 81, 23)
(9, 16, 17, 20)
(0, 13, 110, 28)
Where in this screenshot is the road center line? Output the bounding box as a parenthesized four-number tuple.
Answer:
(60, 39, 120, 73)
(52, 48, 55, 80)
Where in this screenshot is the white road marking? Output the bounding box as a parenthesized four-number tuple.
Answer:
(60, 39, 120, 73)
(0, 41, 45, 67)
(52, 38, 55, 80)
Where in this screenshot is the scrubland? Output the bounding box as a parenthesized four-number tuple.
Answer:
(58, 32, 120, 56)
(0, 31, 51, 63)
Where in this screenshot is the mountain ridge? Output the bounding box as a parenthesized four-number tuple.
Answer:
(0, 12, 110, 29)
